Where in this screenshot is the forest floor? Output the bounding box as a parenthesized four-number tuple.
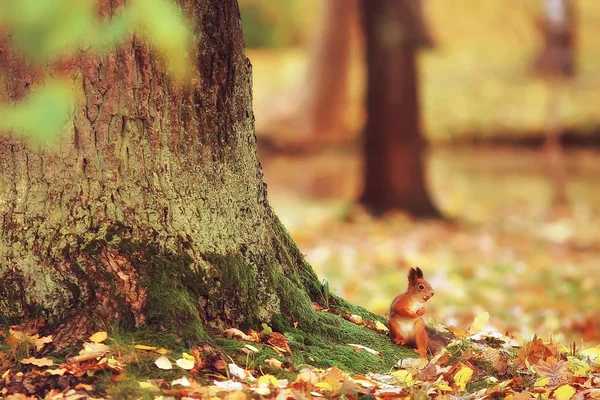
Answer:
(263, 146, 600, 347)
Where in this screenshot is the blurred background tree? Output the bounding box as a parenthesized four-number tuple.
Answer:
(358, 0, 439, 216)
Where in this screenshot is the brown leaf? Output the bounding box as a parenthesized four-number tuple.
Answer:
(482, 347, 508, 375)
(534, 357, 572, 387)
(267, 332, 292, 354)
(517, 338, 558, 367)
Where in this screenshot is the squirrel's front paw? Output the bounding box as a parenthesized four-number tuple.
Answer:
(393, 337, 407, 346)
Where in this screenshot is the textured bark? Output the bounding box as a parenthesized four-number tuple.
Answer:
(358, 0, 440, 216)
(0, 0, 320, 342)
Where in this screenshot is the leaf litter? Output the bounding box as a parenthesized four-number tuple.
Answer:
(2, 318, 600, 398)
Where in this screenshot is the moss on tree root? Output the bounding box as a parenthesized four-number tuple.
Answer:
(2, 228, 416, 374)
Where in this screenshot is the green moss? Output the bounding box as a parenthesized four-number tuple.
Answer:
(201, 252, 273, 328)
(116, 242, 207, 344)
(98, 369, 161, 400)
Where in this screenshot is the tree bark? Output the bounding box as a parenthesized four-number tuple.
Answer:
(0, 0, 323, 343)
(358, 0, 440, 217)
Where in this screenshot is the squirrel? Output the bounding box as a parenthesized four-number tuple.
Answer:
(388, 267, 437, 358)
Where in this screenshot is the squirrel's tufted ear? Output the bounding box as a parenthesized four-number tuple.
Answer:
(408, 268, 418, 285)
(416, 267, 424, 279)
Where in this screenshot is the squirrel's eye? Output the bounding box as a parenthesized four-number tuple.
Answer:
(418, 284, 425, 290)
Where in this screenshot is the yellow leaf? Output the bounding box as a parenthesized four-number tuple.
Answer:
(134, 344, 157, 351)
(349, 315, 363, 325)
(580, 346, 600, 363)
(391, 370, 414, 386)
(554, 385, 575, 400)
(535, 377, 550, 387)
(2, 369, 10, 379)
(453, 367, 473, 391)
(176, 358, 195, 370)
(375, 321, 389, 332)
(257, 374, 279, 387)
(469, 312, 489, 333)
(155, 356, 172, 370)
(437, 383, 452, 391)
(182, 352, 195, 361)
(20, 357, 54, 367)
(567, 356, 590, 377)
(155, 348, 168, 355)
(446, 325, 470, 339)
(89, 331, 108, 343)
(314, 381, 333, 391)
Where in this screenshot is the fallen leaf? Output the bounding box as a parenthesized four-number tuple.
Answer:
(244, 344, 259, 352)
(176, 358, 195, 370)
(454, 366, 473, 391)
(264, 358, 283, 369)
(580, 346, 600, 363)
(446, 325, 470, 339)
(224, 328, 251, 341)
(469, 312, 489, 333)
(554, 384, 575, 400)
(46, 368, 67, 376)
(375, 321, 389, 332)
(391, 370, 414, 386)
(348, 344, 380, 356)
(535, 357, 571, 387)
(182, 352, 195, 361)
(171, 376, 191, 387)
(89, 331, 108, 343)
(155, 356, 173, 370)
(134, 344, 157, 351)
(20, 357, 54, 367)
(68, 342, 110, 363)
(535, 377, 550, 387)
(567, 356, 590, 377)
(33, 335, 53, 351)
(397, 357, 429, 369)
(348, 315, 363, 325)
(257, 374, 279, 386)
(267, 332, 292, 354)
(229, 363, 254, 380)
(214, 380, 244, 391)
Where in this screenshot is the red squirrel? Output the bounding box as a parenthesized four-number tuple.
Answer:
(388, 267, 435, 358)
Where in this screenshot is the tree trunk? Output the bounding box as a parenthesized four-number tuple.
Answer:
(300, 0, 357, 142)
(358, 0, 440, 217)
(533, 0, 576, 77)
(0, 0, 326, 344)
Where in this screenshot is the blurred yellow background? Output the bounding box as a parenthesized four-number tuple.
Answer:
(242, 0, 600, 345)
